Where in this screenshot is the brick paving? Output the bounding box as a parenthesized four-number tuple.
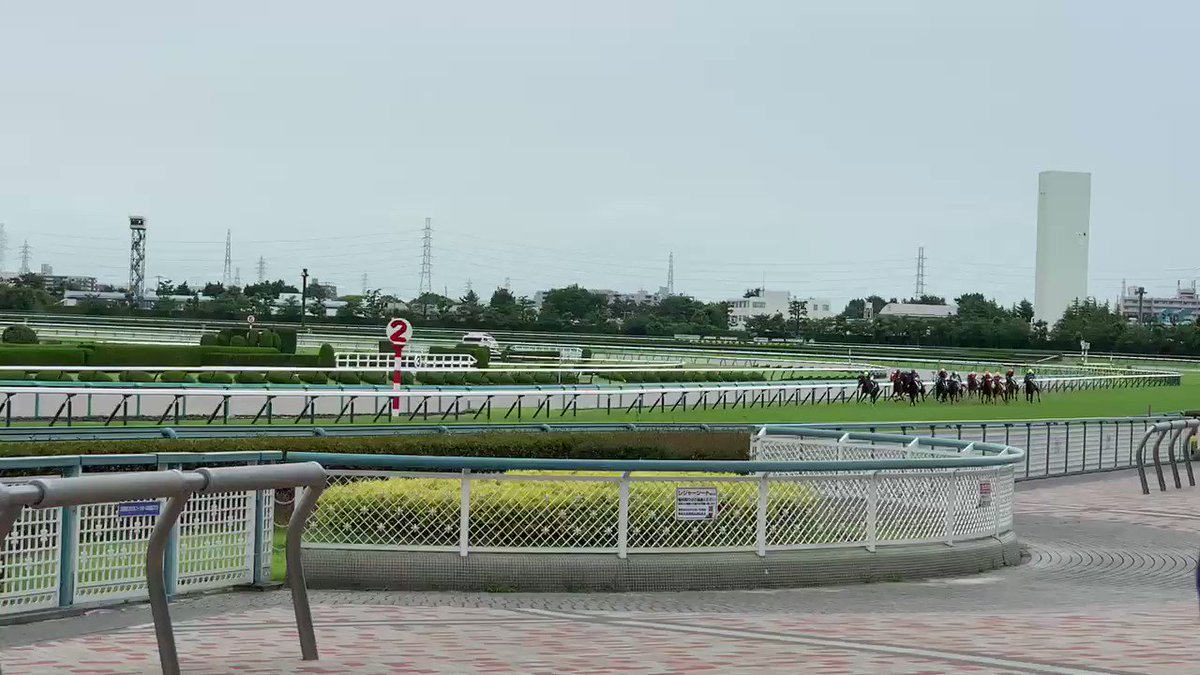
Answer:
(2, 470, 1198, 674)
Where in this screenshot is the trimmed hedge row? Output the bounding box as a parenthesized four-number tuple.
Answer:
(0, 432, 750, 460)
(0, 344, 280, 368)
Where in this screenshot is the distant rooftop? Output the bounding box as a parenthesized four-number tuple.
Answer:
(878, 303, 957, 318)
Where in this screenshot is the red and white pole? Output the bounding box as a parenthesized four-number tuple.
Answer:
(391, 344, 404, 414)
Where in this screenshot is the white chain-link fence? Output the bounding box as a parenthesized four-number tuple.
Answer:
(304, 440, 1015, 557)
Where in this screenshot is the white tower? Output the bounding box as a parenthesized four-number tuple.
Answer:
(1034, 171, 1090, 324)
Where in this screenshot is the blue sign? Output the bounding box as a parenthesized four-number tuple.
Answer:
(118, 501, 161, 518)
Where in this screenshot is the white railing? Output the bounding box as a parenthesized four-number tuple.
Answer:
(509, 344, 585, 360)
(303, 437, 1017, 556)
(334, 352, 477, 370)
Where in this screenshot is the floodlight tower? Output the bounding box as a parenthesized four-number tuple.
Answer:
(129, 216, 147, 303)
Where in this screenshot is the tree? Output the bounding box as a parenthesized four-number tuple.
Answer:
(955, 293, 1009, 320)
(456, 290, 484, 323)
(244, 279, 297, 299)
(489, 287, 516, 309)
(907, 294, 946, 305)
(787, 299, 808, 337)
(278, 296, 302, 321)
(1014, 299, 1035, 323)
(539, 285, 609, 325)
(743, 312, 788, 337)
(743, 288, 763, 298)
(841, 298, 866, 319)
(201, 282, 225, 297)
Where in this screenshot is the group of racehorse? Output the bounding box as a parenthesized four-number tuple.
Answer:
(856, 369, 1041, 405)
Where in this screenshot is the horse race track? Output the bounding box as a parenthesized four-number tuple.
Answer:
(545, 373, 1200, 425)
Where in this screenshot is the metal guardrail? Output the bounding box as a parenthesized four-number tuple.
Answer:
(0, 461, 327, 675)
(1135, 418, 1200, 494)
(0, 372, 1178, 428)
(297, 429, 1021, 558)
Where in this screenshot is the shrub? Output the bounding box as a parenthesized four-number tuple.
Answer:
(160, 371, 196, 383)
(417, 372, 445, 385)
(270, 332, 283, 350)
(0, 370, 26, 381)
(215, 332, 231, 346)
(34, 370, 72, 381)
(0, 431, 751, 461)
(0, 347, 87, 367)
(199, 333, 218, 346)
(198, 372, 235, 384)
(83, 344, 275, 367)
(317, 343, 336, 368)
(429, 345, 490, 368)
(235, 372, 267, 384)
(244, 330, 259, 347)
(267, 371, 300, 385)
(118, 370, 154, 383)
(308, 473, 815, 548)
(359, 372, 388, 386)
(2, 325, 38, 344)
(443, 372, 466, 386)
(299, 371, 328, 385)
(276, 328, 298, 354)
(622, 372, 642, 384)
(199, 353, 319, 368)
(229, 335, 247, 348)
(560, 372, 579, 385)
(333, 372, 360, 385)
(76, 371, 113, 382)
(514, 373, 534, 385)
(465, 372, 486, 385)
(492, 372, 515, 385)
(533, 372, 555, 385)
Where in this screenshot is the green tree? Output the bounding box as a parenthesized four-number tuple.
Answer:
(539, 285, 609, 325)
(1014, 299, 1035, 323)
(489, 287, 516, 309)
(787, 299, 808, 337)
(456, 290, 484, 323)
(743, 312, 788, 337)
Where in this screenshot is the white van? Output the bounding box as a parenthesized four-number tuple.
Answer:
(460, 332, 501, 356)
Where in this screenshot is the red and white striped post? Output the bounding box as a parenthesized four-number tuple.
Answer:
(385, 318, 412, 415)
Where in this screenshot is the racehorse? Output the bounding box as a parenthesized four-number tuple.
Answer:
(856, 374, 882, 403)
(902, 373, 922, 406)
(946, 376, 963, 403)
(1003, 375, 1019, 403)
(966, 373, 979, 399)
(980, 374, 997, 403)
(1024, 374, 1041, 403)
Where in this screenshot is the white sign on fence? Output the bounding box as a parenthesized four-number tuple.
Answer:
(675, 487, 719, 521)
(977, 482, 993, 508)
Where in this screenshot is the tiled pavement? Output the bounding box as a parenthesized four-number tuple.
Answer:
(2, 470, 1198, 674)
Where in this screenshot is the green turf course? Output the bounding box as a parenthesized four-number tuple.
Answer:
(521, 373, 1200, 425)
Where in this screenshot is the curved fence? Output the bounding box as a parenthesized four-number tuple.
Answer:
(297, 428, 1022, 557)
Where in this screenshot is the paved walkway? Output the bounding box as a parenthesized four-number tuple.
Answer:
(2, 471, 1198, 674)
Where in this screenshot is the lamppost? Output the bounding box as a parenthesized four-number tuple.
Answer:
(300, 268, 309, 327)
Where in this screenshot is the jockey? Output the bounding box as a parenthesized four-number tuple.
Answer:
(1006, 368, 1015, 378)
(1024, 369, 1036, 383)
(982, 370, 992, 385)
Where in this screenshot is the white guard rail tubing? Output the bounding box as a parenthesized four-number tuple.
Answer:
(0, 462, 327, 675)
(1135, 418, 1200, 494)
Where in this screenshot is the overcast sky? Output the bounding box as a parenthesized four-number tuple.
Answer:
(1, 1, 1196, 309)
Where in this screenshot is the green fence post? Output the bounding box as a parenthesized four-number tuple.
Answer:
(57, 460, 82, 607)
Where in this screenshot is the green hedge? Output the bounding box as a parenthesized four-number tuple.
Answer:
(160, 371, 196, 383)
(318, 344, 335, 368)
(332, 371, 360, 385)
(34, 370, 72, 381)
(235, 372, 266, 384)
(310, 471, 814, 548)
(0, 347, 87, 366)
(84, 345, 277, 368)
(2, 325, 39, 344)
(360, 372, 388, 386)
(198, 372, 234, 384)
(77, 371, 114, 382)
(0, 431, 750, 460)
(0, 371, 27, 381)
(199, 353, 319, 367)
(119, 370, 155, 383)
(277, 328, 298, 354)
(267, 371, 300, 385)
(299, 371, 328, 385)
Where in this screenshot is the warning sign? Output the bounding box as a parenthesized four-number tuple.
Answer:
(977, 482, 993, 508)
(675, 487, 719, 521)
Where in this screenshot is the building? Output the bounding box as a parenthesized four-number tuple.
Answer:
(42, 274, 98, 294)
(793, 296, 835, 320)
(1118, 284, 1200, 324)
(726, 290, 790, 328)
(532, 287, 665, 310)
(877, 302, 957, 319)
(1034, 171, 1091, 324)
(61, 289, 207, 307)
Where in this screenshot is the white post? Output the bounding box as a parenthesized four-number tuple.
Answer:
(866, 472, 878, 552)
(993, 469, 1002, 538)
(944, 470, 957, 546)
(617, 472, 630, 559)
(756, 473, 769, 557)
(459, 469, 471, 557)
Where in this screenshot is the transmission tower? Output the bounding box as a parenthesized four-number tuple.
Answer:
(914, 246, 926, 297)
(667, 252, 675, 295)
(128, 217, 147, 302)
(418, 217, 433, 295)
(223, 229, 233, 286)
(19, 240, 31, 275)
(0, 223, 7, 271)
(361, 272, 369, 294)
(234, 267, 241, 287)
(256, 256, 266, 282)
